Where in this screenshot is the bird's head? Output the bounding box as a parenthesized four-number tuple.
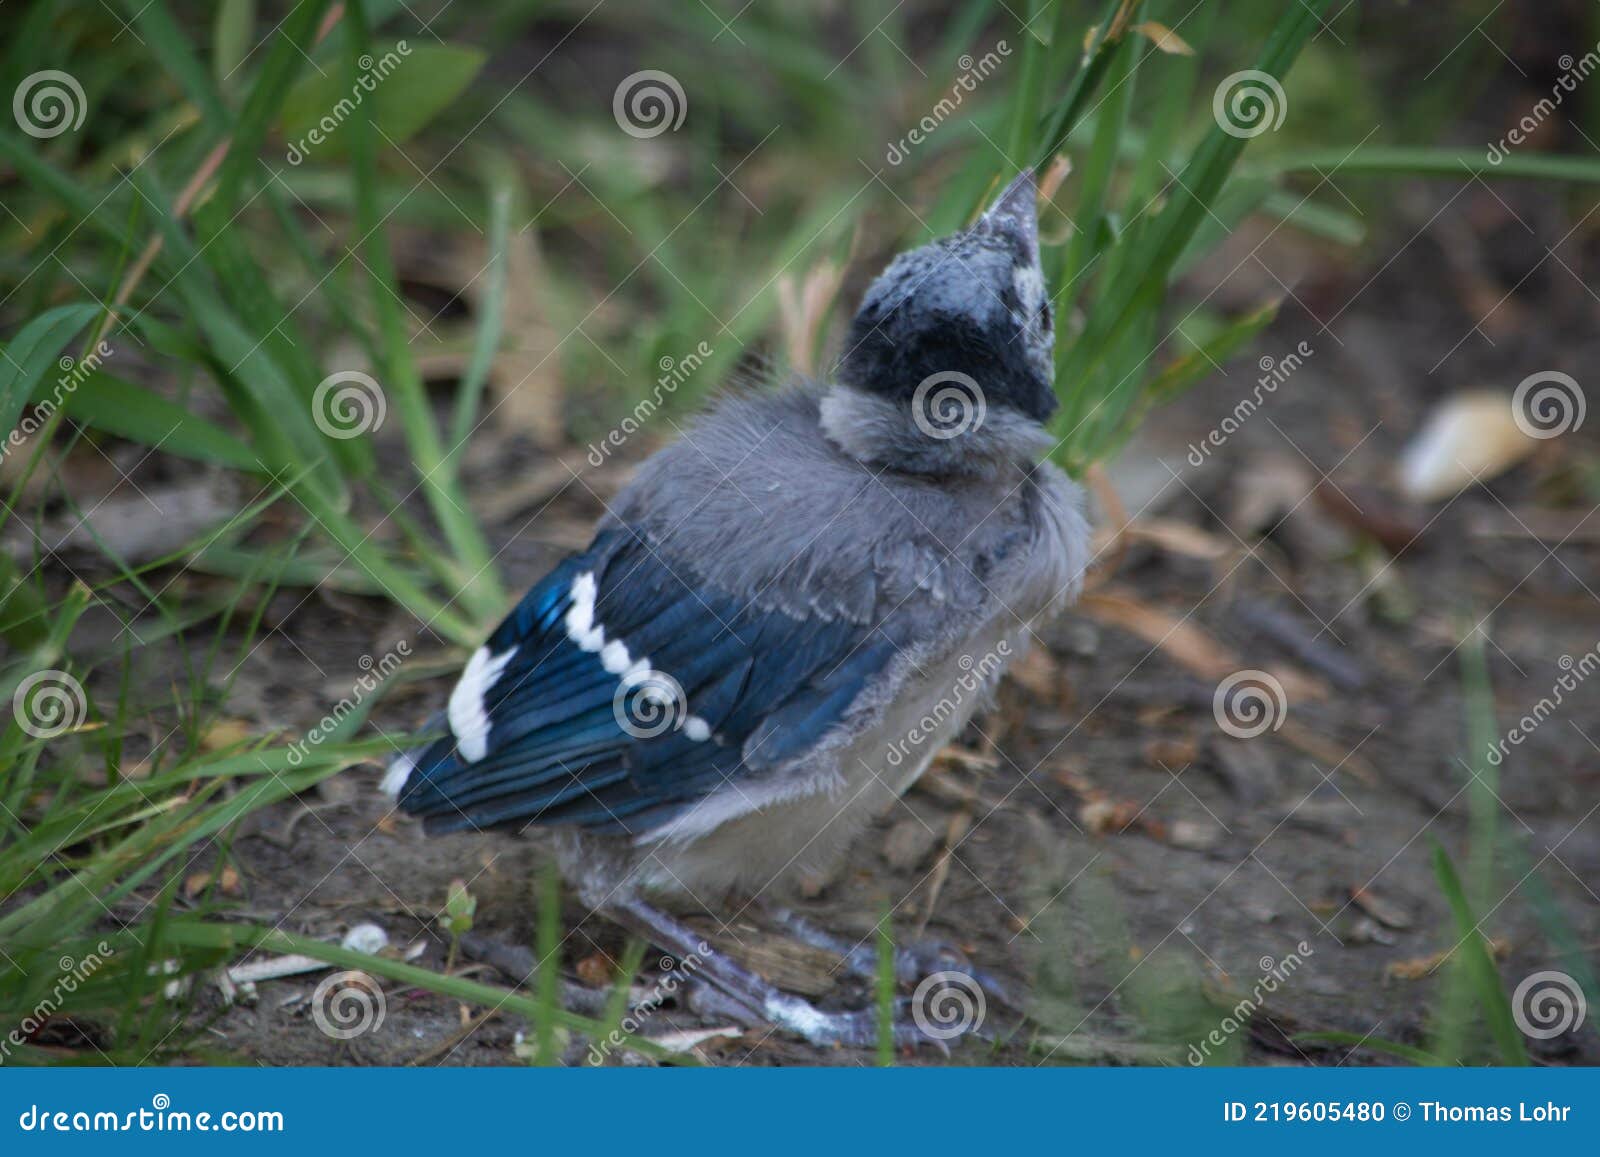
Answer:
(833, 171, 1056, 459)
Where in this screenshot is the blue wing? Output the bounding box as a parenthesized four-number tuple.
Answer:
(392, 527, 901, 836)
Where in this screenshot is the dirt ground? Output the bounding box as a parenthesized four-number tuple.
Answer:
(69, 170, 1600, 1068)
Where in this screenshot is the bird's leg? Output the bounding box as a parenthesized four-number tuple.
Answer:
(767, 906, 1026, 1012)
(601, 895, 956, 1051)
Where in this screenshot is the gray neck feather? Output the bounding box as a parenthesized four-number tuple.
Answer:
(818, 385, 1053, 478)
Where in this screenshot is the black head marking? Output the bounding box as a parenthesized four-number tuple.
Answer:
(837, 171, 1057, 429)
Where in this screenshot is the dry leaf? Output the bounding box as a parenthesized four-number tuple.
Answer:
(184, 865, 241, 897)
(200, 719, 253, 752)
(479, 227, 564, 445)
(776, 259, 844, 376)
(1348, 886, 1414, 930)
(1385, 938, 1510, 981)
(647, 1026, 742, 1054)
(575, 952, 615, 989)
(1166, 820, 1221, 851)
(1079, 587, 1325, 703)
(1124, 518, 1231, 560)
(1132, 20, 1194, 55)
(1004, 646, 1065, 701)
(1230, 454, 1313, 536)
(1397, 391, 1536, 502)
(882, 815, 942, 872)
(1144, 737, 1198, 768)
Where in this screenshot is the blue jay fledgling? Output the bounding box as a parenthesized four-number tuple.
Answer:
(384, 171, 1090, 1046)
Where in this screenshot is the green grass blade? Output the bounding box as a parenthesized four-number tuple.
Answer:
(1032, 0, 1138, 171)
(55, 367, 260, 471)
(214, 0, 331, 206)
(1259, 146, 1600, 184)
(124, 0, 231, 132)
(345, 0, 503, 622)
(1430, 840, 1530, 1066)
(1293, 1031, 1447, 1067)
(448, 176, 512, 468)
(0, 303, 103, 460)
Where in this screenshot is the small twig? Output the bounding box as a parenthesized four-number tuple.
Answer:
(1235, 601, 1367, 691)
(917, 811, 971, 935)
(407, 1006, 500, 1066)
(458, 931, 611, 1015)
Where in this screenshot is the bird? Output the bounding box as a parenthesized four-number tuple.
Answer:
(382, 169, 1091, 1047)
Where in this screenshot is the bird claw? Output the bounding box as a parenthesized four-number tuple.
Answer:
(689, 981, 956, 1054)
(768, 906, 1025, 1012)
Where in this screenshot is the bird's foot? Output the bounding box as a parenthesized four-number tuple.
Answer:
(768, 906, 1025, 1012)
(685, 979, 958, 1053)
(601, 896, 984, 1052)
